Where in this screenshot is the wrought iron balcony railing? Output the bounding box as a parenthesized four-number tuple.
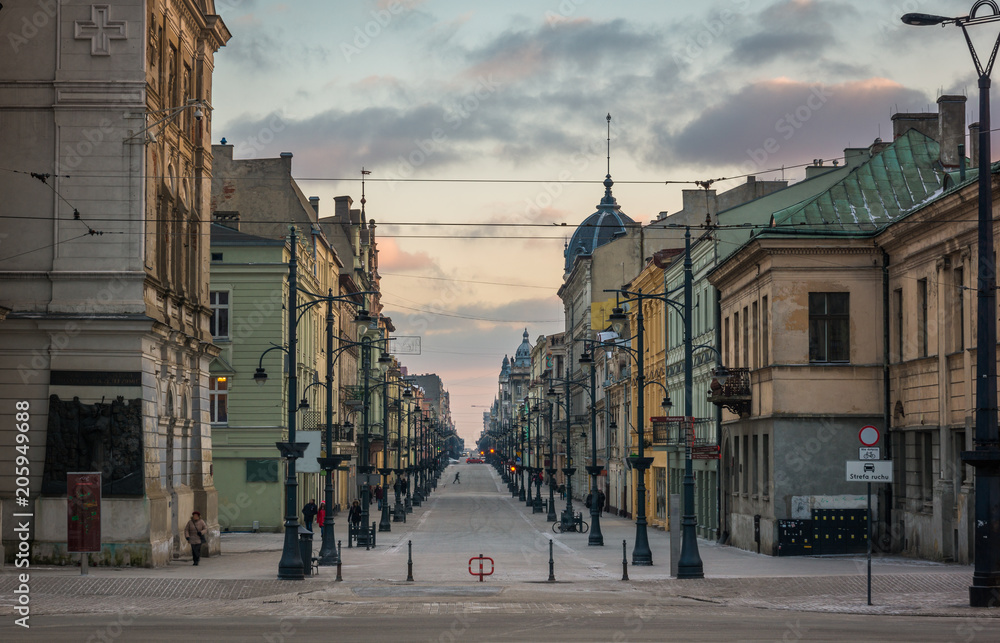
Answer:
(707, 367, 751, 417)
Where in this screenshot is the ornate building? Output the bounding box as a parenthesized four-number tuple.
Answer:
(0, 1, 229, 566)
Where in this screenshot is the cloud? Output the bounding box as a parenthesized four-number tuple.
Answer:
(727, 0, 858, 65)
(645, 77, 930, 170)
(377, 237, 438, 271)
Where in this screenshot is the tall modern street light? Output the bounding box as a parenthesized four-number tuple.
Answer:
(903, 2, 1000, 608)
(608, 227, 728, 574)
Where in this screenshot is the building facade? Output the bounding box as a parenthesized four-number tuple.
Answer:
(1, 0, 229, 566)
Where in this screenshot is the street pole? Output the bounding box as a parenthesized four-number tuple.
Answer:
(561, 366, 577, 529)
(359, 334, 372, 546)
(317, 294, 343, 566)
(277, 227, 305, 580)
(379, 370, 392, 532)
(393, 386, 405, 523)
(584, 350, 605, 546)
(632, 291, 653, 565)
(678, 227, 704, 578)
(546, 399, 557, 522)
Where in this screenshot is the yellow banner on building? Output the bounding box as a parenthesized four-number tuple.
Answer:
(591, 298, 619, 332)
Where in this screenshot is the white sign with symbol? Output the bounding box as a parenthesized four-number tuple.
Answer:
(859, 447, 880, 460)
(846, 460, 893, 482)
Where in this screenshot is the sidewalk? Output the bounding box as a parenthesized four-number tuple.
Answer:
(1, 467, 994, 620)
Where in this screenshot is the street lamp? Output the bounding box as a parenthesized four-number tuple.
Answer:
(607, 300, 653, 566)
(543, 395, 558, 522)
(352, 309, 390, 547)
(607, 227, 730, 574)
(547, 368, 580, 532)
(579, 348, 606, 546)
(903, 1, 1000, 608)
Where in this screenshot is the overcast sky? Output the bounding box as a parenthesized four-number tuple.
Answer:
(211, 0, 985, 444)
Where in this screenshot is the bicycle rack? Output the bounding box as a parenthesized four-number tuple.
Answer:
(469, 554, 494, 582)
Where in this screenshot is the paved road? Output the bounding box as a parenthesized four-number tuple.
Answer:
(0, 463, 995, 641)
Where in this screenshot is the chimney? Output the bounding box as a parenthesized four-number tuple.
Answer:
(891, 112, 936, 140)
(937, 95, 966, 169)
(334, 195, 353, 222)
(308, 196, 320, 216)
(970, 122, 981, 168)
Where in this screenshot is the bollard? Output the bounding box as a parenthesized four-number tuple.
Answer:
(621, 539, 629, 581)
(406, 540, 414, 582)
(336, 541, 343, 582)
(548, 539, 556, 582)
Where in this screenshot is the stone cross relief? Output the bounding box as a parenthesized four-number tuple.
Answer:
(74, 4, 128, 56)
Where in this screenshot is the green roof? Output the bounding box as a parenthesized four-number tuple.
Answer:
(761, 129, 945, 236)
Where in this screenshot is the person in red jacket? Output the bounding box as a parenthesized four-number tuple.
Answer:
(317, 502, 326, 538)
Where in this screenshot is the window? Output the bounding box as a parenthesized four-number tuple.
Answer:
(742, 306, 749, 369)
(751, 302, 758, 369)
(742, 435, 749, 494)
(724, 317, 730, 366)
(209, 376, 228, 424)
(762, 433, 770, 497)
(953, 267, 965, 352)
(809, 292, 849, 362)
(733, 311, 740, 368)
(917, 279, 928, 357)
(894, 289, 903, 361)
(918, 431, 934, 505)
(761, 296, 769, 366)
(246, 459, 279, 483)
(654, 468, 666, 522)
(752, 434, 759, 496)
(210, 291, 229, 339)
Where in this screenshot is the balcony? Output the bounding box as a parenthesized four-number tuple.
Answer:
(707, 367, 751, 418)
(650, 416, 715, 446)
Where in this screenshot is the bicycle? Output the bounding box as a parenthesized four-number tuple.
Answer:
(552, 513, 589, 534)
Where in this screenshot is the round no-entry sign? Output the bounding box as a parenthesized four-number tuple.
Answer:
(859, 425, 880, 446)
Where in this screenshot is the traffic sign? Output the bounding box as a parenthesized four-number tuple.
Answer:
(846, 460, 892, 482)
(859, 447, 880, 460)
(858, 425, 879, 446)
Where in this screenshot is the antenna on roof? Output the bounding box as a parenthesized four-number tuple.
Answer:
(360, 167, 370, 218)
(606, 113, 612, 177)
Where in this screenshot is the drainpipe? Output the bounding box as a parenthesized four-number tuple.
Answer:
(881, 246, 893, 552)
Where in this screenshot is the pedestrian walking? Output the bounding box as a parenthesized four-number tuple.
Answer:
(375, 484, 384, 510)
(317, 502, 326, 538)
(184, 510, 207, 566)
(453, 471, 460, 484)
(349, 499, 362, 528)
(302, 499, 318, 531)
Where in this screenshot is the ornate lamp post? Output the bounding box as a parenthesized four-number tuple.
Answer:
(903, 3, 1000, 607)
(253, 228, 375, 578)
(547, 368, 579, 531)
(545, 398, 558, 522)
(607, 227, 729, 573)
(579, 348, 605, 546)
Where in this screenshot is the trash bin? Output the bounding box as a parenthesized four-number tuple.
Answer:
(298, 525, 313, 577)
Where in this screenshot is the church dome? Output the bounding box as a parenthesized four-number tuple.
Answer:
(513, 329, 531, 368)
(564, 175, 634, 274)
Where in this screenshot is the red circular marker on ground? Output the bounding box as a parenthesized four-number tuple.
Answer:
(859, 425, 879, 446)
